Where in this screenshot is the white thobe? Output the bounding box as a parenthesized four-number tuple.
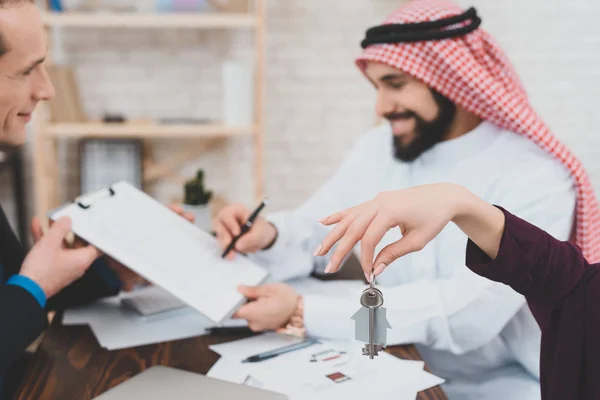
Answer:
(251, 121, 576, 400)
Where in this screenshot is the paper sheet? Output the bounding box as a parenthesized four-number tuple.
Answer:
(243, 341, 420, 397)
(208, 332, 305, 359)
(120, 285, 187, 316)
(51, 181, 269, 323)
(63, 296, 210, 350)
(63, 292, 247, 350)
(63, 297, 123, 326)
(206, 357, 249, 385)
(412, 370, 446, 392)
(207, 336, 444, 399)
(90, 309, 210, 350)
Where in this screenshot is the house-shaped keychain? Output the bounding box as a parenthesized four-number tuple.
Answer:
(351, 305, 392, 348)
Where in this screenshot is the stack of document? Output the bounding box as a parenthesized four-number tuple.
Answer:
(207, 332, 444, 400)
(63, 286, 246, 350)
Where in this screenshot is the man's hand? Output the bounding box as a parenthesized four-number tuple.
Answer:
(213, 203, 277, 260)
(21, 217, 101, 299)
(167, 204, 196, 224)
(104, 203, 196, 291)
(233, 283, 300, 332)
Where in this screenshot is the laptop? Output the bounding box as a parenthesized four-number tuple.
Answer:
(93, 366, 287, 399)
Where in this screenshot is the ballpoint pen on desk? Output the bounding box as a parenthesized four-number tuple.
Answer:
(206, 326, 255, 336)
(221, 199, 269, 259)
(242, 338, 319, 363)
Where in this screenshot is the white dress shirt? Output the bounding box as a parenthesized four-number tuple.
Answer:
(251, 121, 576, 400)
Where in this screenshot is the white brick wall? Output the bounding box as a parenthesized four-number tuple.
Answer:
(1, 0, 599, 237)
(455, 0, 600, 194)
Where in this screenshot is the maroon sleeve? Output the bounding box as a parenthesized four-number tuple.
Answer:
(465, 207, 600, 398)
(465, 207, 589, 326)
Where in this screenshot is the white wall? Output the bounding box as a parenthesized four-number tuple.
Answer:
(456, 0, 600, 192)
(1, 0, 598, 236)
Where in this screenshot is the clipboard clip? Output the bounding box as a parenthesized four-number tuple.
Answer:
(77, 186, 116, 209)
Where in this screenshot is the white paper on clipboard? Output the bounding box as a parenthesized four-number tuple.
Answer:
(49, 181, 269, 324)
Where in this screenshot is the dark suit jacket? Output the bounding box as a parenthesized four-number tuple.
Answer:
(0, 205, 121, 381)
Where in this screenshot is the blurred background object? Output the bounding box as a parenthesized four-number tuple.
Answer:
(30, 0, 264, 231)
(11, 0, 599, 246)
(79, 139, 144, 194)
(182, 168, 213, 231)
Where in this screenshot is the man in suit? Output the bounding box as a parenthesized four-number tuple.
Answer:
(0, 2, 193, 397)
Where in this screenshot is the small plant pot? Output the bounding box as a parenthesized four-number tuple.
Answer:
(182, 204, 212, 232)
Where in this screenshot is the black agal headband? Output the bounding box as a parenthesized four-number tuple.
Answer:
(361, 7, 481, 48)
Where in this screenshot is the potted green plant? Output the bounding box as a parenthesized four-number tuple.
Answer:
(182, 169, 213, 231)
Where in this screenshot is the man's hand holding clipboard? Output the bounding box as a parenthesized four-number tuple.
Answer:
(49, 181, 270, 324)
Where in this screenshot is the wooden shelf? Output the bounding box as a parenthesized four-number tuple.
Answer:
(33, 0, 266, 219)
(41, 122, 255, 138)
(42, 12, 257, 29)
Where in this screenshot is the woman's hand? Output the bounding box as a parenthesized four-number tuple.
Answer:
(314, 184, 503, 278)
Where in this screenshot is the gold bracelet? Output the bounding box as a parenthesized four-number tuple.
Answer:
(276, 296, 306, 337)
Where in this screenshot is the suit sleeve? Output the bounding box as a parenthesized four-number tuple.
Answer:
(0, 285, 47, 376)
(46, 258, 122, 311)
(0, 207, 121, 376)
(0, 211, 122, 310)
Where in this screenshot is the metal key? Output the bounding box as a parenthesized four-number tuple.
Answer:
(360, 272, 384, 359)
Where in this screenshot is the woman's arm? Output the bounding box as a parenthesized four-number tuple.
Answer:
(451, 189, 506, 259)
(316, 184, 590, 308)
(463, 205, 589, 307)
(316, 183, 504, 274)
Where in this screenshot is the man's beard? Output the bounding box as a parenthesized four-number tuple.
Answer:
(388, 90, 457, 162)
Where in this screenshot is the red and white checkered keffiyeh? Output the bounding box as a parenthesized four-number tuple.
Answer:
(356, 0, 600, 262)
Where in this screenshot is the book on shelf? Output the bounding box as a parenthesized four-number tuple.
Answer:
(46, 0, 63, 12)
(207, 0, 249, 12)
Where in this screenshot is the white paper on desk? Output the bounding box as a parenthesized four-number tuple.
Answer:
(206, 335, 443, 399)
(63, 292, 198, 327)
(243, 340, 428, 399)
(385, 359, 445, 392)
(304, 381, 417, 400)
(63, 297, 119, 326)
(206, 357, 249, 384)
(209, 332, 305, 359)
(62, 294, 247, 350)
(63, 293, 248, 328)
(90, 308, 211, 350)
(413, 370, 445, 392)
(64, 296, 211, 350)
(120, 285, 187, 316)
(50, 181, 269, 324)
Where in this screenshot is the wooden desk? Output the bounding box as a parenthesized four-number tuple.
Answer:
(15, 316, 447, 399)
